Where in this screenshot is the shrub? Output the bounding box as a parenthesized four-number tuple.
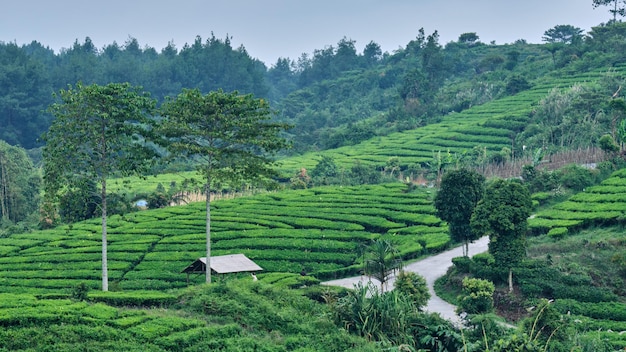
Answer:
(557, 164, 596, 191)
(553, 299, 626, 321)
(547, 227, 568, 239)
(88, 291, 177, 307)
(458, 277, 495, 314)
(469, 252, 499, 281)
(452, 256, 472, 273)
(394, 271, 430, 310)
(71, 282, 90, 301)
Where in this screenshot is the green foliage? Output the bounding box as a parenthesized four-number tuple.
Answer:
(451, 255, 472, 273)
(472, 179, 532, 269)
(71, 282, 90, 301)
(0, 141, 40, 225)
(0, 277, 383, 351)
(58, 178, 99, 223)
(180, 279, 379, 351)
(517, 74, 625, 154)
(548, 226, 568, 239)
(458, 277, 495, 314)
(599, 134, 619, 154)
(43, 82, 158, 198)
(472, 179, 532, 291)
(159, 88, 291, 190)
(363, 238, 403, 293)
(458, 32, 480, 46)
(505, 74, 531, 95)
(393, 271, 430, 310)
(529, 168, 626, 234)
(434, 168, 485, 255)
(309, 155, 340, 184)
(88, 291, 178, 307)
(554, 299, 626, 321)
(557, 164, 597, 191)
(331, 281, 417, 348)
(542, 24, 584, 44)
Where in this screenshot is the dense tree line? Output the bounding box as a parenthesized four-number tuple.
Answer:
(4, 20, 626, 154)
(0, 35, 270, 149)
(0, 34, 382, 150)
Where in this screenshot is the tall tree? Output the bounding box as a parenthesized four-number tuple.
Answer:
(334, 37, 359, 72)
(458, 32, 480, 46)
(0, 140, 40, 224)
(158, 88, 290, 283)
(362, 41, 382, 66)
(470, 179, 532, 292)
(593, 0, 626, 22)
(542, 25, 584, 44)
(43, 82, 157, 291)
(434, 169, 485, 256)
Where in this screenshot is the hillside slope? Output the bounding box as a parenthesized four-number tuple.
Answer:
(278, 63, 626, 177)
(0, 183, 448, 294)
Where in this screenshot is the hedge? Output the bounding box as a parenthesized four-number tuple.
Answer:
(88, 291, 178, 307)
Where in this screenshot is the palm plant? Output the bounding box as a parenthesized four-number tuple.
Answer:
(364, 238, 403, 293)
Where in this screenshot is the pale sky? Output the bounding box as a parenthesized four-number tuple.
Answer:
(0, 0, 613, 66)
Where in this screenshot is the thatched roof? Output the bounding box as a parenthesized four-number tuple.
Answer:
(181, 254, 263, 274)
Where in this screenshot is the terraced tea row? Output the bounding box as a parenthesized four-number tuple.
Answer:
(0, 183, 448, 294)
(280, 67, 626, 175)
(529, 168, 626, 236)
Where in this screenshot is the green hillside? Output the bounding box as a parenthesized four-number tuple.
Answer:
(529, 167, 626, 234)
(4, 18, 626, 352)
(109, 61, 626, 193)
(0, 281, 379, 351)
(0, 183, 447, 294)
(279, 63, 626, 175)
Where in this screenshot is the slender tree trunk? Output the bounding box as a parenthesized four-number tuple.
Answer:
(0, 156, 7, 220)
(205, 178, 212, 283)
(508, 268, 513, 293)
(102, 178, 108, 291)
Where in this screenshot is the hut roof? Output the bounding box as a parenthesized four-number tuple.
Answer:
(181, 254, 263, 274)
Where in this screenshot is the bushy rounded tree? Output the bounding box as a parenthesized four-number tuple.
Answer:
(394, 271, 430, 310)
(471, 179, 532, 292)
(434, 169, 485, 256)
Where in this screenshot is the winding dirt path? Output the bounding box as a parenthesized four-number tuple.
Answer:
(321, 236, 490, 325)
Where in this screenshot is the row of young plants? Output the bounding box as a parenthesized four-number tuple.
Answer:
(0, 279, 377, 351)
(529, 168, 626, 235)
(444, 250, 626, 350)
(526, 231, 626, 349)
(0, 182, 449, 293)
(278, 64, 623, 179)
(523, 165, 626, 347)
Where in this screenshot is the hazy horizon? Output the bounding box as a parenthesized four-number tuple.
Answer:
(1, 0, 613, 65)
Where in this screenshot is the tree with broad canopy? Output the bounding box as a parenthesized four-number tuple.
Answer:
(434, 168, 485, 257)
(158, 88, 290, 283)
(43, 82, 158, 291)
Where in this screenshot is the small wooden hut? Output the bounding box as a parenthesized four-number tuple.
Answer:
(181, 254, 263, 283)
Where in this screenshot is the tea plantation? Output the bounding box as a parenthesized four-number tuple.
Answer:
(279, 65, 626, 174)
(0, 183, 447, 294)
